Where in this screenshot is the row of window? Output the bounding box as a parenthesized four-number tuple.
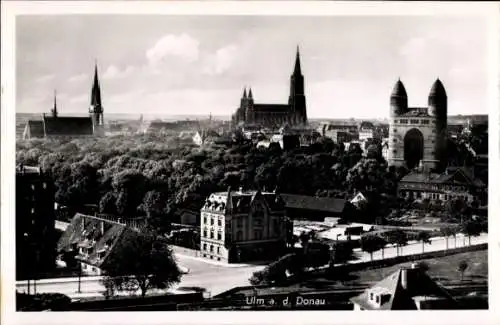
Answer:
(400, 190, 471, 202)
(202, 229, 223, 241)
(398, 119, 432, 125)
(202, 243, 221, 254)
(203, 215, 223, 227)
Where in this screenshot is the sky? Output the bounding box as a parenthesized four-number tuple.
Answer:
(16, 15, 490, 119)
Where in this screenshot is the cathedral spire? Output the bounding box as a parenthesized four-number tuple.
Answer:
(293, 45, 302, 75)
(90, 61, 102, 113)
(248, 88, 253, 99)
(243, 87, 247, 99)
(51, 89, 58, 118)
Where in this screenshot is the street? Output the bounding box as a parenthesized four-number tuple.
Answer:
(15, 232, 488, 299)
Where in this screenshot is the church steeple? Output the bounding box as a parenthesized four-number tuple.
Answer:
(293, 46, 302, 75)
(51, 89, 58, 118)
(242, 87, 247, 99)
(90, 61, 102, 114)
(248, 88, 253, 99)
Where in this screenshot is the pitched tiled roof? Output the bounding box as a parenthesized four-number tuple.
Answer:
(350, 266, 457, 310)
(400, 167, 485, 188)
(280, 194, 346, 214)
(43, 116, 93, 136)
(57, 213, 140, 268)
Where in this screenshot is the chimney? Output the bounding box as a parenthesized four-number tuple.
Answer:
(401, 268, 408, 290)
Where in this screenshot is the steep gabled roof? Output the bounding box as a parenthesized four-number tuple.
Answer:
(57, 213, 141, 268)
(24, 120, 45, 138)
(43, 116, 94, 136)
(400, 167, 485, 188)
(350, 266, 457, 310)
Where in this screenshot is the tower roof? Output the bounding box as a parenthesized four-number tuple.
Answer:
(293, 46, 302, 75)
(391, 79, 407, 98)
(242, 87, 247, 99)
(248, 88, 253, 99)
(90, 62, 102, 110)
(429, 78, 447, 98)
(52, 89, 58, 118)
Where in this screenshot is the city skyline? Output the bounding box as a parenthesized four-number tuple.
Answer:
(17, 15, 489, 119)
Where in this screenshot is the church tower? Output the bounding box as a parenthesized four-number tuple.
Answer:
(51, 90, 58, 118)
(288, 46, 307, 125)
(89, 62, 104, 135)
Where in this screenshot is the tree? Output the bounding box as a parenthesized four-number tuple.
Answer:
(461, 220, 482, 246)
(416, 231, 431, 253)
(330, 241, 355, 266)
(440, 226, 454, 250)
(387, 229, 407, 256)
(101, 233, 182, 298)
(458, 260, 468, 281)
(360, 235, 386, 261)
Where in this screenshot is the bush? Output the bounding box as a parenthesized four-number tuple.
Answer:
(16, 292, 71, 311)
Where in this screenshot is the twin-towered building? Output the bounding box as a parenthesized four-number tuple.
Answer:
(23, 64, 105, 139)
(388, 78, 448, 172)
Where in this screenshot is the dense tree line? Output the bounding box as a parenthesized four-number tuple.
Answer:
(16, 133, 457, 231)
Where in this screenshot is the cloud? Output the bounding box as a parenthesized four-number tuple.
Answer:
(146, 33, 200, 65)
(68, 73, 88, 83)
(203, 44, 238, 75)
(102, 65, 136, 80)
(35, 74, 55, 83)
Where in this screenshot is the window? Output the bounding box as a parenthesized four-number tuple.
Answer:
(203, 229, 207, 238)
(370, 293, 374, 300)
(376, 295, 380, 304)
(210, 231, 214, 239)
(210, 217, 214, 226)
(392, 150, 397, 154)
(31, 208, 35, 214)
(203, 216, 207, 224)
(393, 129, 397, 132)
(31, 184, 35, 190)
(218, 219, 222, 227)
(42, 182, 47, 189)
(410, 119, 419, 124)
(421, 120, 430, 125)
(210, 245, 214, 252)
(400, 119, 408, 124)
(217, 246, 220, 254)
(217, 232, 222, 241)
(393, 139, 397, 143)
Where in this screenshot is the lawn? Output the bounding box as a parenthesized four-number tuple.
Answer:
(349, 249, 488, 285)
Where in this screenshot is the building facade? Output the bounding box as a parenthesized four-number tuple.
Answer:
(397, 166, 486, 205)
(200, 189, 287, 263)
(388, 79, 448, 172)
(16, 165, 56, 280)
(231, 47, 308, 129)
(23, 64, 105, 139)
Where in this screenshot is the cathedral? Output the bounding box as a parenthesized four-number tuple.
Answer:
(232, 47, 308, 129)
(387, 78, 448, 172)
(23, 63, 105, 139)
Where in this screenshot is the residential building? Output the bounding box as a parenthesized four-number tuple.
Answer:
(359, 121, 376, 141)
(23, 64, 105, 139)
(192, 129, 220, 146)
(350, 192, 367, 209)
(388, 79, 448, 171)
(200, 188, 287, 263)
(57, 213, 142, 275)
(232, 47, 308, 128)
(16, 165, 56, 280)
(351, 264, 458, 310)
(397, 166, 486, 205)
(320, 123, 358, 143)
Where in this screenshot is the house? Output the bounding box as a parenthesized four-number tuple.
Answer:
(200, 188, 287, 263)
(320, 123, 359, 143)
(193, 129, 220, 146)
(359, 121, 376, 141)
(398, 166, 486, 205)
(351, 264, 458, 310)
(280, 194, 353, 221)
(57, 213, 142, 275)
(350, 192, 367, 208)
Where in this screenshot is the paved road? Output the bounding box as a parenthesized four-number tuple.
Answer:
(16, 233, 487, 299)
